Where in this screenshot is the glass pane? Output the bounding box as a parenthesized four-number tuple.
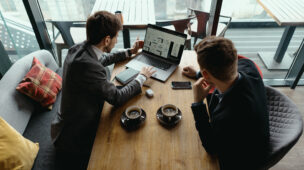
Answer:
(220, 0, 304, 86)
(222, 0, 271, 20)
(38, 0, 96, 21)
(0, 0, 40, 63)
(224, 28, 304, 80)
(37, 0, 96, 63)
(155, 0, 206, 20)
(154, 0, 272, 20)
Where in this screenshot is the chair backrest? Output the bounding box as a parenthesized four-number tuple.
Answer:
(156, 17, 194, 34)
(216, 15, 232, 37)
(188, 8, 210, 38)
(262, 85, 303, 169)
(187, 8, 232, 46)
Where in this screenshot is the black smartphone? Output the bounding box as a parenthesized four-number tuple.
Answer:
(171, 81, 192, 89)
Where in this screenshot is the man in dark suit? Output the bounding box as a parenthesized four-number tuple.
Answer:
(183, 36, 269, 169)
(51, 11, 155, 169)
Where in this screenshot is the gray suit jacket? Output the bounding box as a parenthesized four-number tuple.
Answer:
(51, 42, 141, 154)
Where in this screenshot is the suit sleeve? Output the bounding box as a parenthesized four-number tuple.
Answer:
(99, 50, 128, 66)
(70, 61, 142, 106)
(191, 102, 217, 154)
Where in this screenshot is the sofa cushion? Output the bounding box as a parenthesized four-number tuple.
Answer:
(0, 117, 39, 170)
(16, 57, 62, 108)
(0, 50, 59, 134)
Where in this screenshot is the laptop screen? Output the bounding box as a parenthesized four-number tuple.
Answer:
(142, 24, 187, 63)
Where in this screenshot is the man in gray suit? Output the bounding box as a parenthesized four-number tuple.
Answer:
(51, 11, 155, 169)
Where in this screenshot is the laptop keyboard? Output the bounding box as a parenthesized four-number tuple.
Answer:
(138, 55, 171, 70)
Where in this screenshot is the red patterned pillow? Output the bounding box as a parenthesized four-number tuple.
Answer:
(16, 57, 62, 109)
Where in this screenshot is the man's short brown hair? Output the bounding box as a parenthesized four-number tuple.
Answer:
(86, 11, 122, 45)
(194, 36, 238, 81)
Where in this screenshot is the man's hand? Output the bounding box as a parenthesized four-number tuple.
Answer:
(140, 66, 156, 79)
(130, 37, 144, 55)
(182, 66, 197, 78)
(193, 78, 212, 103)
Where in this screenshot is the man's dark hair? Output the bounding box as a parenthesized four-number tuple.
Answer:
(86, 11, 122, 45)
(194, 36, 238, 81)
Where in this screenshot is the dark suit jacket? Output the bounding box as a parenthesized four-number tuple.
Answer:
(51, 42, 142, 154)
(191, 58, 269, 170)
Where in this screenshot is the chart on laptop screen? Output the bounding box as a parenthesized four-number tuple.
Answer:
(143, 27, 185, 60)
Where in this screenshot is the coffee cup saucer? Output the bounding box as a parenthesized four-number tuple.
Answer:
(120, 109, 146, 130)
(156, 107, 182, 127)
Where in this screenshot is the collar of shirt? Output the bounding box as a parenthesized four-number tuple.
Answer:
(91, 45, 104, 61)
(215, 73, 242, 102)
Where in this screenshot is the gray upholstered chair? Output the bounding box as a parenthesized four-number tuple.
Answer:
(261, 86, 303, 169)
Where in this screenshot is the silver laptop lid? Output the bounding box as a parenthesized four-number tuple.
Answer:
(142, 24, 187, 64)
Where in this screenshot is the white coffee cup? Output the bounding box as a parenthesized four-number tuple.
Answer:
(125, 106, 142, 120)
(161, 104, 178, 122)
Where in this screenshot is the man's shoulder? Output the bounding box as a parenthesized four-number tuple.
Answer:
(238, 58, 261, 80)
(67, 41, 87, 55)
(64, 46, 105, 75)
(236, 71, 265, 94)
(66, 43, 98, 66)
(222, 73, 266, 116)
(238, 58, 256, 71)
(222, 72, 265, 105)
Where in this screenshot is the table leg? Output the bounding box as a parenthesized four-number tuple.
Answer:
(285, 38, 304, 89)
(55, 43, 69, 67)
(258, 26, 296, 70)
(274, 26, 296, 62)
(123, 28, 131, 48)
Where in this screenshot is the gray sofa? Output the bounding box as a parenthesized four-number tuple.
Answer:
(0, 50, 63, 170)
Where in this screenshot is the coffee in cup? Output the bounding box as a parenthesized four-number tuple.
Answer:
(125, 106, 142, 121)
(161, 104, 178, 122)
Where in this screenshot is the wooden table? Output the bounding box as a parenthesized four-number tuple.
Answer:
(87, 51, 219, 170)
(91, 0, 156, 48)
(257, 0, 304, 70)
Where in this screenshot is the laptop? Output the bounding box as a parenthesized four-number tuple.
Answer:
(125, 24, 187, 82)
